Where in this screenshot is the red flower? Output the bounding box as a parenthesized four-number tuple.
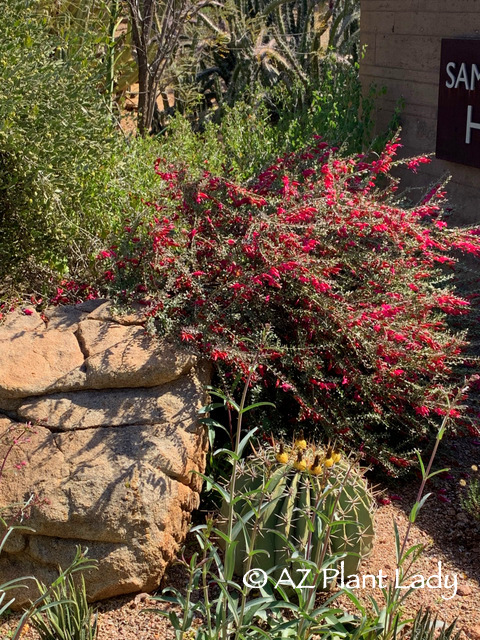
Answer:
(415, 406, 430, 417)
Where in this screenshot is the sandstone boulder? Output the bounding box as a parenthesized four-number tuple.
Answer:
(0, 302, 210, 607)
(17, 373, 204, 432)
(0, 319, 86, 399)
(77, 320, 197, 390)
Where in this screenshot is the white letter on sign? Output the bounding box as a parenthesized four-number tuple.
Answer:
(466, 105, 480, 144)
(471, 64, 480, 90)
(446, 62, 456, 88)
(455, 63, 470, 89)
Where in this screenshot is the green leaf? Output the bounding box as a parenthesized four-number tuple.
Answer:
(198, 402, 226, 415)
(426, 467, 450, 480)
(239, 402, 276, 415)
(409, 493, 432, 523)
(415, 450, 426, 478)
(237, 427, 258, 457)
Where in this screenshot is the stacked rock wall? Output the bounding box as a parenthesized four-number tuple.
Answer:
(0, 300, 210, 606)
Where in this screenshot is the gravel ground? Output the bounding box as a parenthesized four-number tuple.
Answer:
(2, 436, 480, 640)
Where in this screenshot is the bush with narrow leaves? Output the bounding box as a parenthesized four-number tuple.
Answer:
(97, 136, 480, 471)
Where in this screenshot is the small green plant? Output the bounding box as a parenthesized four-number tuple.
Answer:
(0, 537, 95, 640)
(1, 424, 37, 622)
(459, 465, 480, 522)
(0, 495, 36, 619)
(394, 608, 460, 640)
(30, 565, 98, 640)
(1, 423, 97, 640)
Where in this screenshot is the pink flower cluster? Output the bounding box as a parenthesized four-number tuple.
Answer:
(93, 136, 480, 471)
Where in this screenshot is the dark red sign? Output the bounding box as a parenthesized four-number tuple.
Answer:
(436, 38, 480, 168)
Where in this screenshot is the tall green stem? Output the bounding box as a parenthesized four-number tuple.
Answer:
(222, 367, 254, 640)
(106, 0, 120, 113)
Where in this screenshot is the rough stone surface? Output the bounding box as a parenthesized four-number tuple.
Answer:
(0, 307, 197, 400)
(467, 625, 480, 640)
(86, 300, 145, 325)
(43, 305, 89, 332)
(77, 320, 196, 389)
(0, 304, 210, 607)
(17, 373, 204, 432)
(0, 323, 86, 399)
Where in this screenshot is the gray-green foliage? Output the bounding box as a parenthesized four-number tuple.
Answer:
(394, 609, 460, 640)
(273, 52, 376, 154)
(0, 496, 36, 619)
(0, 0, 173, 292)
(460, 476, 480, 522)
(0, 544, 96, 640)
(0, 0, 115, 278)
(162, 101, 277, 181)
(30, 571, 98, 640)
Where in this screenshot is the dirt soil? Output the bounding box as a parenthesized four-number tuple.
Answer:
(2, 436, 480, 640)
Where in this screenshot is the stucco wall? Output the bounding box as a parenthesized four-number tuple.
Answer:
(359, 0, 480, 224)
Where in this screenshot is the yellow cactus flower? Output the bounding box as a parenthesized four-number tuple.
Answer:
(294, 429, 307, 450)
(294, 451, 307, 471)
(310, 454, 322, 475)
(276, 443, 289, 464)
(332, 448, 342, 464)
(323, 446, 335, 468)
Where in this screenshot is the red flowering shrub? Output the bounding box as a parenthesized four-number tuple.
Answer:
(99, 136, 480, 471)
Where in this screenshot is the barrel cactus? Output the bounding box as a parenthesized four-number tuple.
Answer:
(219, 438, 375, 586)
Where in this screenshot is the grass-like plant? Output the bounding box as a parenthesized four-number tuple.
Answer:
(460, 472, 480, 522)
(395, 608, 460, 640)
(30, 566, 98, 640)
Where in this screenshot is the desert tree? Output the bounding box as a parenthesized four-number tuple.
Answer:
(126, 0, 218, 135)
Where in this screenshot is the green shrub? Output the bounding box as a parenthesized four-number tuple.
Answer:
(273, 53, 376, 154)
(0, 0, 113, 278)
(98, 137, 480, 470)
